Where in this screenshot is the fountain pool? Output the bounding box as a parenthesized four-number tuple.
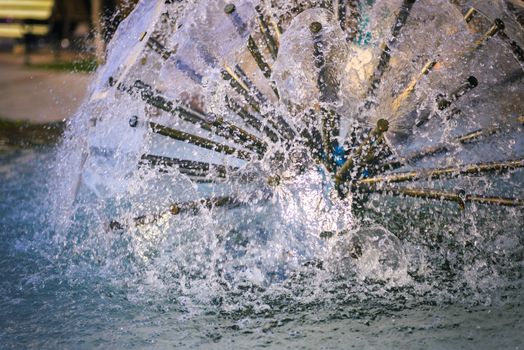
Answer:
(1, 0, 524, 348)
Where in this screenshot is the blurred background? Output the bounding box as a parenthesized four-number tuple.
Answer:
(0, 0, 137, 148)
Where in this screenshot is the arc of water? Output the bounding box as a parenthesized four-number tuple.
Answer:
(389, 14, 505, 119)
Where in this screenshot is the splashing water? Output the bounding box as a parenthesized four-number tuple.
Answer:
(2, 0, 524, 348)
(51, 0, 524, 307)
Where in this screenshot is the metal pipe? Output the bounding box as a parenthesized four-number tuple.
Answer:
(225, 97, 281, 143)
(436, 76, 478, 111)
(139, 154, 233, 178)
(355, 158, 524, 186)
(391, 59, 437, 113)
(335, 119, 389, 187)
(361, 186, 524, 207)
(150, 122, 253, 160)
(125, 80, 267, 155)
(110, 196, 242, 229)
(255, 5, 279, 60)
(365, 0, 417, 99)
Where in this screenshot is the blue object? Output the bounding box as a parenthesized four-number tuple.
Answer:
(333, 145, 346, 166)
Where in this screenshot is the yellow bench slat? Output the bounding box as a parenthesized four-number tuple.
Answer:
(0, 0, 53, 6)
(0, 8, 52, 20)
(0, 23, 49, 38)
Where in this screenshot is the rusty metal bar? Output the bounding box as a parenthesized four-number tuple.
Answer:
(149, 122, 253, 160)
(255, 5, 279, 60)
(123, 80, 267, 155)
(335, 119, 390, 187)
(365, 0, 417, 99)
(139, 154, 234, 178)
(361, 186, 524, 207)
(355, 158, 524, 186)
(109, 196, 242, 229)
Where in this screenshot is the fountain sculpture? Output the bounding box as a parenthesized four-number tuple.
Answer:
(57, 0, 524, 285)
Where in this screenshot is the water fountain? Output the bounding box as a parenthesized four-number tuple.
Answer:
(53, 0, 523, 289)
(2, 0, 523, 347)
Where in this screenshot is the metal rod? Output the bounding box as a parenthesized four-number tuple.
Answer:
(337, 0, 347, 31)
(463, 7, 476, 23)
(390, 16, 503, 116)
(263, 110, 296, 141)
(247, 35, 273, 79)
(125, 80, 267, 155)
(224, 4, 273, 79)
(415, 76, 478, 127)
(255, 5, 279, 60)
(355, 158, 524, 186)
(151, 41, 269, 125)
(335, 119, 390, 187)
(224, 3, 248, 36)
(365, 0, 417, 99)
(195, 45, 268, 119)
(225, 97, 281, 143)
(497, 30, 524, 67)
(310, 22, 339, 103)
(146, 36, 173, 60)
(223, 82, 294, 142)
(310, 21, 340, 170)
(173, 58, 204, 84)
(271, 19, 282, 42)
(361, 186, 524, 207)
(299, 123, 324, 161)
(150, 122, 253, 160)
(463, 7, 524, 66)
(455, 125, 504, 144)
(455, 17, 506, 60)
(384, 116, 524, 170)
(146, 37, 206, 87)
(391, 59, 437, 113)
(221, 66, 262, 113)
(234, 64, 269, 104)
(110, 196, 242, 229)
(139, 154, 233, 178)
(436, 75, 478, 111)
(340, 0, 361, 41)
(321, 108, 339, 171)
